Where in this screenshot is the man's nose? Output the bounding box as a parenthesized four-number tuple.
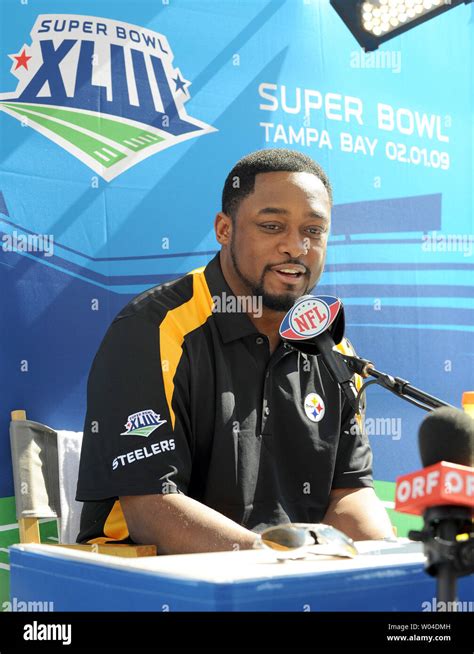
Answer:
(277, 229, 308, 259)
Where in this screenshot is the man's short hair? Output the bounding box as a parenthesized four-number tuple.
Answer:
(221, 148, 333, 221)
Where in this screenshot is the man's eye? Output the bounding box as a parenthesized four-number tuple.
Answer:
(306, 227, 326, 236)
(260, 224, 281, 231)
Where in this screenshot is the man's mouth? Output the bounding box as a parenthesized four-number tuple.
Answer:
(270, 265, 306, 283)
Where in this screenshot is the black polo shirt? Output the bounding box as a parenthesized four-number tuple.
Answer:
(76, 252, 373, 544)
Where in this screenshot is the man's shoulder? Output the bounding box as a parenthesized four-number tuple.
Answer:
(116, 271, 195, 324)
(88, 268, 211, 375)
(102, 261, 217, 351)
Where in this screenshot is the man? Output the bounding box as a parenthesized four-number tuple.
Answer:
(76, 148, 393, 553)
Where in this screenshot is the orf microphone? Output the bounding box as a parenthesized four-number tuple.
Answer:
(279, 295, 359, 412)
(395, 462, 473, 516)
(395, 408, 474, 515)
(395, 407, 474, 607)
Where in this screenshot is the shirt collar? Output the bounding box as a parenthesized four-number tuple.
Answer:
(203, 254, 310, 365)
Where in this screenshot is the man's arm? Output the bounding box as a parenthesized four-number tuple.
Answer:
(120, 493, 258, 554)
(322, 487, 394, 541)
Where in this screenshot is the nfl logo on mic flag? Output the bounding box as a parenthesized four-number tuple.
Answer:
(279, 295, 341, 341)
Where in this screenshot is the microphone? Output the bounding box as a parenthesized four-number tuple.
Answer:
(419, 407, 473, 469)
(395, 408, 474, 516)
(279, 295, 359, 411)
(395, 407, 474, 608)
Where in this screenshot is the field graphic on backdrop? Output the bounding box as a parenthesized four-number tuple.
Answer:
(0, 14, 216, 180)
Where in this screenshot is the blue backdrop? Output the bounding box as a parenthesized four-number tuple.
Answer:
(1, 0, 473, 503)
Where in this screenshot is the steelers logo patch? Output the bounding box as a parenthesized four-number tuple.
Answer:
(304, 393, 325, 423)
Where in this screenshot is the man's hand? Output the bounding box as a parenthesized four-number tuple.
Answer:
(322, 487, 395, 541)
(120, 493, 258, 554)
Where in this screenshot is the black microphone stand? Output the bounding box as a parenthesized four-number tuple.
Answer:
(336, 353, 456, 413)
(409, 506, 474, 610)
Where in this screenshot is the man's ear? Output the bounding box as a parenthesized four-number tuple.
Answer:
(215, 212, 233, 246)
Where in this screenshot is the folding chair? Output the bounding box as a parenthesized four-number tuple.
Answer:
(9, 410, 156, 557)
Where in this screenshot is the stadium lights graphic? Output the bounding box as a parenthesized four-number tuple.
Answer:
(330, 0, 473, 51)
